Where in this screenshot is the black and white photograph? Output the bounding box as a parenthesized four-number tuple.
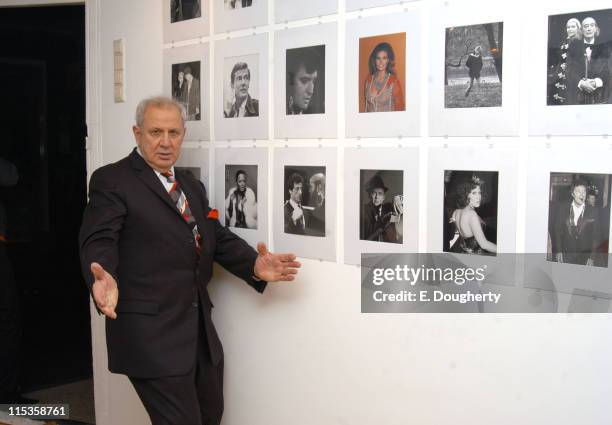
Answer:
(359, 170, 403, 244)
(284, 165, 326, 237)
(547, 172, 611, 267)
(286, 45, 325, 115)
(443, 170, 498, 256)
(547, 9, 612, 105)
(225, 0, 253, 9)
(223, 54, 259, 118)
(171, 61, 201, 121)
(224, 164, 258, 229)
(445, 22, 503, 108)
(171, 0, 201, 23)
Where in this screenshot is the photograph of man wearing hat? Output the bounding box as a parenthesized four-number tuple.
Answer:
(360, 173, 403, 243)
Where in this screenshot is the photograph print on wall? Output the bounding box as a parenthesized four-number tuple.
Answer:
(284, 165, 326, 237)
(171, 61, 201, 121)
(225, 0, 253, 9)
(360, 169, 403, 244)
(444, 21, 503, 108)
(443, 170, 498, 256)
(224, 164, 258, 230)
(547, 8, 612, 106)
(358, 32, 406, 113)
(223, 54, 259, 118)
(547, 172, 611, 267)
(171, 0, 201, 23)
(286, 45, 326, 115)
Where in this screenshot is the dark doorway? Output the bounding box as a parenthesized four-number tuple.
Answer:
(0, 2, 90, 400)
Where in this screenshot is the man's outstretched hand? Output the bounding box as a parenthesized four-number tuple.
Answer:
(254, 242, 301, 282)
(91, 262, 118, 319)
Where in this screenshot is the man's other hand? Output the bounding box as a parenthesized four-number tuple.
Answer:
(254, 242, 301, 282)
(91, 262, 118, 319)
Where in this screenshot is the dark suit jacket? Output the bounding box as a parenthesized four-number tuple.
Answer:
(553, 202, 600, 264)
(284, 201, 305, 235)
(566, 39, 610, 104)
(360, 202, 398, 243)
(186, 77, 200, 118)
(224, 95, 259, 118)
(79, 149, 265, 378)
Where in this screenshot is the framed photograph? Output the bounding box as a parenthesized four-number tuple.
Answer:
(525, 142, 612, 297)
(546, 172, 611, 268)
(526, 0, 612, 135)
(444, 22, 503, 109)
(429, 0, 520, 136)
(214, 147, 268, 248)
(427, 145, 518, 254)
(443, 170, 499, 256)
(273, 147, 337, 261)
(274, 23, 338, 139)
(346, 0, 403, 12)
(163, 0, 209, 42)
(175, 146, 210, 193)
(163, 43, 210, 141)
(214, 34, 268, 140)
(345, 10, 421, 138)
(344, 147, 419, 265)
(213, 0, 268, 33)
(275, 0, 337, 23)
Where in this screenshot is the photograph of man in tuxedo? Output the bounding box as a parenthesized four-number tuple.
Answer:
(552, 179, 602, 266)
(79, 96, 300, 425)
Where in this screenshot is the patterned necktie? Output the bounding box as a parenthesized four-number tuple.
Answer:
(161, 171, 202, 254)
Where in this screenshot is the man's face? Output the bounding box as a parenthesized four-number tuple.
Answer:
(291, 65, 318, 112)
(371, 188, 385, 206)
(185, 72, 193, 82)
(133, 105, 185, 173)
(289, 182, 303, 204)
(572, 185, 587, 206)
(178, 72, 184, 83)
(587, 194, 596, 207)
(236, 173, 247, 192)
(232, 68, 250, 101)
(582, 18, 597, 40)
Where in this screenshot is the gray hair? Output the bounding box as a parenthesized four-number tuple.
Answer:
(134, 96, 187, 127)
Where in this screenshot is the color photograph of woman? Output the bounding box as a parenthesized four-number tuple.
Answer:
(444, 22, 503, 108)
(358, 32, 406, 113)
(443, 170, 498, 256)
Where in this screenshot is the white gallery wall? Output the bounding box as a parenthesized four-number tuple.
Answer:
(87, 0, 612, 424)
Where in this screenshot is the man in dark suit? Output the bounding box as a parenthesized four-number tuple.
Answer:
(566, 17, 610, 105)
(79, 96, 300, 425)
(284, 173, 305, 235)
(184, 66, 201, 120)
(553, 180, 600, 266)
(360, 175, 402, 243)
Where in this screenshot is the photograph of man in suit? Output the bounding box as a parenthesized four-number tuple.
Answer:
(171, 0, 201, 23)
(553, 180, 600, 266)
(79, 96, 300, 425)
(566, 16, 611, 105)
(360, 174, 403, 244)
(284, 172, 305, 235)
(224, 62, 259, 118)
(183, 66, 201, 120)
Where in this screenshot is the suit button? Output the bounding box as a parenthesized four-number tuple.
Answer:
(192, 301, 198, 309)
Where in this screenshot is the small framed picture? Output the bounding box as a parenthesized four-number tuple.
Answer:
(214, 147, 268, 248)
(163, 0, 209, 42)
(214, 34, 268, 140)
(163, 43, 210, 141)
(273, 147, 337, 261)
(213, 0, 268, 33)
(274, 23, 338, 139)
(345, 9, 421, 138)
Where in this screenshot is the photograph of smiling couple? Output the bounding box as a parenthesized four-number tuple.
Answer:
(443, 170, 498, 256)
(359, 32, 406, 113)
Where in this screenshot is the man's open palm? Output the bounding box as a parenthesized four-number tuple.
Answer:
(91, 262, 118, 319)
(254, 242, 301, 282)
